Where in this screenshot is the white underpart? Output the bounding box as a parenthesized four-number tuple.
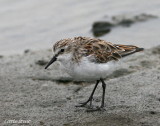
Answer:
(56, 53, 116, 81)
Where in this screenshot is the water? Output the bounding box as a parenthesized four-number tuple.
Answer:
(0, 0, 160, 55)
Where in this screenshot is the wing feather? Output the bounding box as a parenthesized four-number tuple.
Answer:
(73, 37, 143, 63)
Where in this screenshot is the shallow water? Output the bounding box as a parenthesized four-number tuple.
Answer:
(0, 0, 160, 55)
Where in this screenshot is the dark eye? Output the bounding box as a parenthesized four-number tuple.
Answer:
(61, 49, 64, 52)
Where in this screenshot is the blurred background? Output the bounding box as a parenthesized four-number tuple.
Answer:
(0, 0, 160, 55)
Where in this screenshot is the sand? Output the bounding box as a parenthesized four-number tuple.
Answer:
(0, 45, 160, 126)
(0, 0, 160, 125)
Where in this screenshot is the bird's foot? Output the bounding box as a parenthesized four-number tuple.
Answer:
(75, 98, 93, 108)
(86, 106, 106, 112)
(76, 101, 106, 112)
(75, 101, 90, 107)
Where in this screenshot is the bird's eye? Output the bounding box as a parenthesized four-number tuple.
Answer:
(61, 49, 64, 52)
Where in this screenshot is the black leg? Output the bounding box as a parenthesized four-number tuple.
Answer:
(86, 78, 106, 112)
(100, 78, 106, 108)
(76, 80, 100, 107)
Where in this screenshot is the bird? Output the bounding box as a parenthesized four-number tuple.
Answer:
(45, 36, 144, 111)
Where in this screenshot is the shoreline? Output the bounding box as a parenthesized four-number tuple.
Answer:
(0, 45, 160, 125)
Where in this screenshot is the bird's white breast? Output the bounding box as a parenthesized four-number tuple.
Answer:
(58, 53, 116, 81)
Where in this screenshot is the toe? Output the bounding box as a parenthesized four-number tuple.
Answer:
(86, 106, 106, 112)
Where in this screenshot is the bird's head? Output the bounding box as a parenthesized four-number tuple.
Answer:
(45, 39, 73, 69)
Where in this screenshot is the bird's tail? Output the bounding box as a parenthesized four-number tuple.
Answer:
(115, 44, 144, 57)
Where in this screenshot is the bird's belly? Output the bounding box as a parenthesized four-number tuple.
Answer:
(67, 60, 115, 81)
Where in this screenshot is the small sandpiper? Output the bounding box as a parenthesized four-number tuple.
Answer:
(45, 36, 144, 111)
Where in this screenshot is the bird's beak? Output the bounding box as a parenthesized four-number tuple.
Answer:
(45, 55, 57, 69)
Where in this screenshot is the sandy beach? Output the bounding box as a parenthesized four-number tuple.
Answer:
(0, 0, 160, 126)
(0, 45, 160, 126)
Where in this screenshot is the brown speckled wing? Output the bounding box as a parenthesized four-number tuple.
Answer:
(73, 37, 143, 63)
(72, 37, 122, 63)
(115, 44, 144, 57)
(83, 41, 122, 63)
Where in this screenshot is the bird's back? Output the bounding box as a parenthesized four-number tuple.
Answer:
(69, 37, 144, 63)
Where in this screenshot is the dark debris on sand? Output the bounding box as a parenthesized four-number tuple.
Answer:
(92, 13, 158, 37)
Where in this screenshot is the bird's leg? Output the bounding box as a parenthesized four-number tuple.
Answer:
(86, 78, 106, 112)
(100, 78, 106, 109)
(76, 80, 100, 107)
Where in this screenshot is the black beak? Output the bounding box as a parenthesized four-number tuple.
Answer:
(45, 55, 57, 69)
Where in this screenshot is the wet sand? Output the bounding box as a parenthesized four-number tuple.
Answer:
(0, 0, 160, 125)
(0, 45, 160, 126)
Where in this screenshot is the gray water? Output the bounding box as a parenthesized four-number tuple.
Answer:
(0, 0, 160, 55)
